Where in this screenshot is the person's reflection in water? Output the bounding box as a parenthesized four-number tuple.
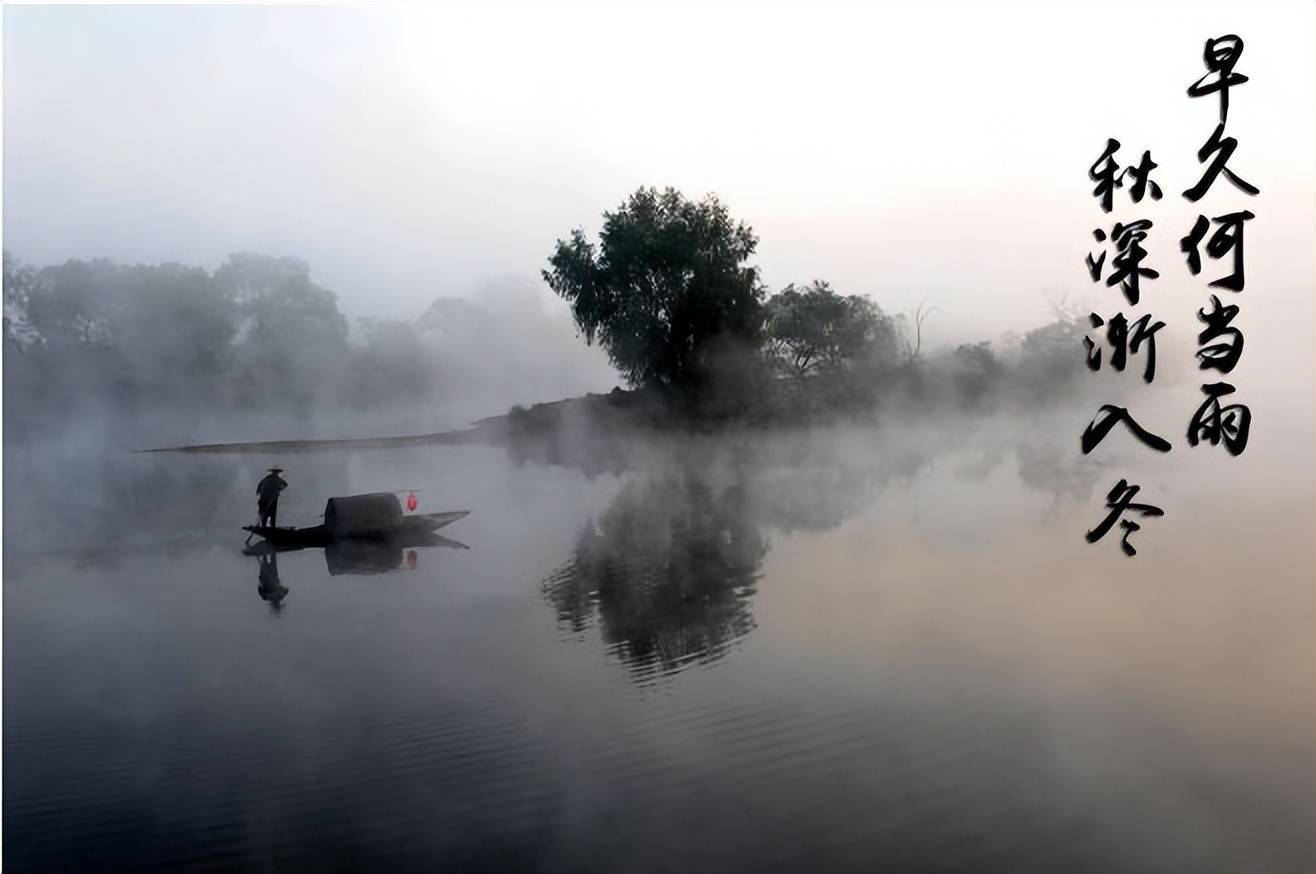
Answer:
(257, 552, 290, 610)
(544, 473, 764, 682)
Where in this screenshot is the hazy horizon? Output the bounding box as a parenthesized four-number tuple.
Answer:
(7, 3, 1312, 349)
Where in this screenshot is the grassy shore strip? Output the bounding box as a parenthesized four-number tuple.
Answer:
(139, 428, 485, 454)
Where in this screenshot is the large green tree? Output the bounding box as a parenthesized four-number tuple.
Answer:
(543, 187, 766, 389)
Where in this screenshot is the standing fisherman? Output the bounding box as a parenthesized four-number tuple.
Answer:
(257, 467, 288, 528)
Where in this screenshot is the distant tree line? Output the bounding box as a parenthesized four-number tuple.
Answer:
(4, 187, 1089, 441)
(543, 186, 1088, 423)
(1, 252, 456, 435)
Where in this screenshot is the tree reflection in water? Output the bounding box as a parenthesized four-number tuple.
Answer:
(538, 415, 1105, 683)
(544, 474, 765, 683)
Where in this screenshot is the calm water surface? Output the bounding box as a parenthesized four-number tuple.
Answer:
(4, 421, 1312, 873)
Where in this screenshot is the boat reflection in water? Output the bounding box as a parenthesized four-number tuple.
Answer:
(244, 529, 469, 607)
(543, 473, 764, 684)
(322, 533, 467, 576)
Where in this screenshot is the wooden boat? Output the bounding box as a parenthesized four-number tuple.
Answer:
(244, 493, 469, 547)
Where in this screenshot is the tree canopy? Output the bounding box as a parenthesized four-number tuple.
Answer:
(543, 187, 766, 389)
(3, 250, 616, 438)
(764, 281, 899, 376)
(6, 253, 369, 427)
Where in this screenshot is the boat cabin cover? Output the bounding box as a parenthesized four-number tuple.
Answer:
(324, 493, 403, 537)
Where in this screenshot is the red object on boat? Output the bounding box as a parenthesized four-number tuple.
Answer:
(406, 490, 418, 512)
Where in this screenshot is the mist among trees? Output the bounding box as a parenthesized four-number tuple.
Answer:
(2, 252, 611, 440)
(538, 187, 1089, 427)
(4, 186, 1090, 446)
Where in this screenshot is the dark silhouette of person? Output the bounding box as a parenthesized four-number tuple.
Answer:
(256, 467, 287, 528)
(257, 553, 289, 609)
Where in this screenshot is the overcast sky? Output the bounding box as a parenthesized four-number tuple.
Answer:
(3, 3, 1312, 347)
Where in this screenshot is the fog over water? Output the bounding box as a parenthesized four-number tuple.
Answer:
(4, 3, 1314, 873)
(4, 395, 1312, 872)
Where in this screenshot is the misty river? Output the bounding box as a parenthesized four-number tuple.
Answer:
(3, 412, 1312, 874)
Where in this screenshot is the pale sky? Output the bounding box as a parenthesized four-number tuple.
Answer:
(3, 2, 1313, 348)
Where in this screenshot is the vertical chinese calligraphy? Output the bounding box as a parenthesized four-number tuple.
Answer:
(1083, 140, 1168, 555)
(1183, 34, 1257, 457)
(1082, 34, 1259, 557)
